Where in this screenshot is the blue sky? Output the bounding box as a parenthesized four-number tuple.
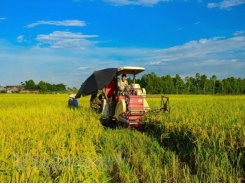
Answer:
(0, 0, 245, 88)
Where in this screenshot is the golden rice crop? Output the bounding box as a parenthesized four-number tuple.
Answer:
(0, 93, 244, 182)
(145, 95, 245, 182)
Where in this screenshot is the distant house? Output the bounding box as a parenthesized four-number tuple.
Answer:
(6, 85, 25, 93)
(4, 85, 39, 93)
(11, 87, 19, 92)
(0, 86, 6, 92)
(6, 85, 25, 91)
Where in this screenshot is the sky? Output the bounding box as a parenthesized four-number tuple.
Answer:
(0, 0, 245, 88)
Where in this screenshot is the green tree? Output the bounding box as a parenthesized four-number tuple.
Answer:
(173, 74, 184, 94)
(25, 79, 37, 89)
(161, 75, 175, 94)
(210, 75, 217, 94)
(46, 83, 54, 91)
(223, 78, 232, 94)
(215, 80, 223, 94)
(242, 78, 245, 94)
(38, 81, 47, 91)
(189, 77, 197, 94)
(185, 76, 191, 94)
(141, 72, 163, 94)
(55, 83, 66, 91)
(200, 74, 208, 94)
(195, 73, 201, 94)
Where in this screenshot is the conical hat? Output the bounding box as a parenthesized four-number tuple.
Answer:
(69, 94, 76, 98)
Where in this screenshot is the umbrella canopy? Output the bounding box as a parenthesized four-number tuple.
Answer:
(75, 68, 117, 98)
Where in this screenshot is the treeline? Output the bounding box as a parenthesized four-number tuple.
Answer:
(23, 73, 245, 95)
(128, 72, 245, 95)
(22, 79, 68, 92)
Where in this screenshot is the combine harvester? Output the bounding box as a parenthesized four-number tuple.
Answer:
(75, 66, 170, 129)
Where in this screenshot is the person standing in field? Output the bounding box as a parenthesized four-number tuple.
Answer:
(118, 74, 129, 93)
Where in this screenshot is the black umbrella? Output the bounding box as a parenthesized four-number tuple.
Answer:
(75, 68, 118, 98)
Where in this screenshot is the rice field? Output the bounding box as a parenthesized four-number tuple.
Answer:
(0, 94, 244, 182)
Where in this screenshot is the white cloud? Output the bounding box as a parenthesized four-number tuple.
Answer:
(0, 17, 7, 23)
(17, 35, 24, 43)
(27, 20, 86, 28)
(207, 0, 245, 9)
(143, 34, 245, 78)
(148, 61, 161, 65)
(77, 67, 89, 70)
(104, 0, 170, 6)
(233, 30, 244, 36)
(207, 2, 217, 8)
(1, 32, 245, 88)
(151, 36, 245, 61)
(35, 31, 98, 49)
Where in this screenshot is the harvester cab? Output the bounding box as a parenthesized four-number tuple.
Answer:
(75, 66, 170, 129)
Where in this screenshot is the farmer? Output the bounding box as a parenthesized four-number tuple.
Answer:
(118, 73, 129, 93)
(68, 93, 78, 107)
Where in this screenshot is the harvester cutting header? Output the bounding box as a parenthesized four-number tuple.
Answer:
(75, 66, 170, 129)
